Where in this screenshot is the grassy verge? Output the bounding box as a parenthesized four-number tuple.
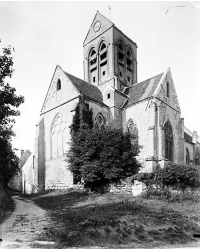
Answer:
(31, 189, 200, 248)
(0, 187, 15, 224)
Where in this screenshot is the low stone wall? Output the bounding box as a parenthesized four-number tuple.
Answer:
(110, 177, 145, 196)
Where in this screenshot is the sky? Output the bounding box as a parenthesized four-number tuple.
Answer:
(0, 1, 200, 153)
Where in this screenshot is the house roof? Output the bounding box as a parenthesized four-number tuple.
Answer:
(124, 73, 164, 107)
(65, 72, 107, 107)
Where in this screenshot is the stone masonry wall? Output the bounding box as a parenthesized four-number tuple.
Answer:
(22, 155, 36, 194)
(123, 99, 155, 173)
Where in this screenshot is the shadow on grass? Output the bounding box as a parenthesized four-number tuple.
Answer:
(31, 191, 200, 248)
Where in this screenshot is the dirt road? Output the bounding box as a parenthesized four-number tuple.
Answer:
(0, 195, 55, 249)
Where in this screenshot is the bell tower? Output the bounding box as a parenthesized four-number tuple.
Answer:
(83, 11, 138, 92)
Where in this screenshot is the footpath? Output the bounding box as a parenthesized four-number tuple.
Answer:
(0, 195, 55, 248)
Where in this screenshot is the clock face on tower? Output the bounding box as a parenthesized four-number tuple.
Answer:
(93, 21, 101, 32)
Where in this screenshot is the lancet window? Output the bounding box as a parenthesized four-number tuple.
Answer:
(164, 121, 173, 161)
(88, 48, 97, 84)
(118, 42, 125, 66)
(127, 118, 138, 145)
(186, 148, 190, 165)
(99, 42, 108, 80)
(57, 79, 61, 91)
(51, 114, 70, 158)
(94, 113, 106, 130)
(126, 49, 133, 72)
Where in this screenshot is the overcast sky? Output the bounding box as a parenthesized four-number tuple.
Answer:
(0, 1, 200, 153)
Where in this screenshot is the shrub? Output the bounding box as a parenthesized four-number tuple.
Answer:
(135, 164, 200, 200)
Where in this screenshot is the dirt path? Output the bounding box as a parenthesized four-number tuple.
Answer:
(0, 195, 55, 248)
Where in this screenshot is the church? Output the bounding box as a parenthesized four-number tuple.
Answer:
(21, 11, 200, 194)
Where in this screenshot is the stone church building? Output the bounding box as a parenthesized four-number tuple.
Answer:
(22, 11, 200, 194)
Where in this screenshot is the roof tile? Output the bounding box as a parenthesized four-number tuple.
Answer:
(65, 72, 107, 107)
(125, 73, 164, 107)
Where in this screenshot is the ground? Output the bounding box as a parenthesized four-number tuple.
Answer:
(0, 194, 55, 249)
(1, 189, 200, 249)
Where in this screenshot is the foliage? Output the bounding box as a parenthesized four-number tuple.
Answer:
(0, 138, 19, 185)
(67, 97, 141, 192)
(0, 187, 15, 224)
(0, 41, 24, 185)
(160, 164, 200, 192)
(135, 163, 200, 200)
(68, 127, 141, 192)
(70, 96, 93, 133)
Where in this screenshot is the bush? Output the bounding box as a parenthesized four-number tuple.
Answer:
(135, 164, 200, 200)
(161, 164, 200, 193)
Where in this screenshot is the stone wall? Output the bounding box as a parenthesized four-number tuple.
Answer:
(123, 99, 155, 172)
(184, 141, 195, 165)
(109, 177, 144, 197)
(113, 27, 137, 86)
(22, 155, 36, 194)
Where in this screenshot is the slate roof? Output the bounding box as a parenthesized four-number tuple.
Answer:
(65, 72, 107, 107)
(124, 73, 164, 107)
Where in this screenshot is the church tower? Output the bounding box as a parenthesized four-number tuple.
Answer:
(83, 11, 138, 92)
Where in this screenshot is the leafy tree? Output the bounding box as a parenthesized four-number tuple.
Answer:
(0, 41, 24, 186)
(0, 138, 19, 186)
(67, 100, 141, 192)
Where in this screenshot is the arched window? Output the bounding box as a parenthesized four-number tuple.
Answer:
(57, 79, 61, 91)
(164, 121, 173, 161)
(94, 113, 106, 130)
(88, 48, 97, 84)
(186, 148, 190, 165)
(99, 42, 107, 65)
(51, 115, 70, 158)
(127, 118, 138, 145)
(118, 42, 125, 65)
(99, 42, 108, 80)
(166, 82, 170, 98)
(126, 49, 133, 72)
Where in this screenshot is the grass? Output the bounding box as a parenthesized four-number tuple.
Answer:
(0, 186, 15, 224)
(30, 189, 200, 248)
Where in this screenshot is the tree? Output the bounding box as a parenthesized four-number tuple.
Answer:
(0, 41, 24, 186)
(67, 99, 141, 192)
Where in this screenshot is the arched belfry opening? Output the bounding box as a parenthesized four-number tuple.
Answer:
(88, 48, 97, 84)
(99, 41, 108, 83)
